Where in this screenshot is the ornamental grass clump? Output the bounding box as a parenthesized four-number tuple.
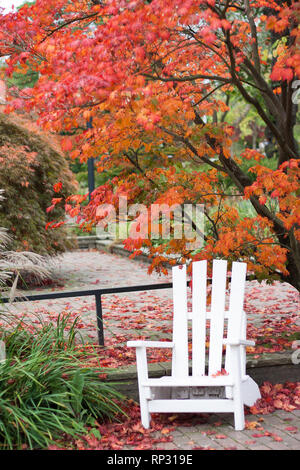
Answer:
(0, 189, 53, 294)
(0, 313, 125, 449)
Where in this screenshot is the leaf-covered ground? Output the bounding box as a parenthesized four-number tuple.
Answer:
(48, 381, 300, 451)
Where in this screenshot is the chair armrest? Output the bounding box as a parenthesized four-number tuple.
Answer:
(127, 340, 174, 349)
(223, 339, 255, 347)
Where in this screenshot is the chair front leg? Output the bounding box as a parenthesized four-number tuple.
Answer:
(231, 345, 245, 431)
(135, 347, 151, 429)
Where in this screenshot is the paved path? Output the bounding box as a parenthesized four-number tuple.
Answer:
(4, 249, 300, 451)
(140, 409, 300, 451)
(6, 249, 175, 342)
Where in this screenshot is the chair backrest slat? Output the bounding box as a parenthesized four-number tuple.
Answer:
(171, 265, 189, 377)
(208, 260, 227, 376)
(171, 259, 247, 379)
(192, 260, 207, 376)
(227, 261, 247, 343)
(225, 261, 247, 375)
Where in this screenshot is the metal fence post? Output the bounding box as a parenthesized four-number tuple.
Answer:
(95, 292, 104, 346)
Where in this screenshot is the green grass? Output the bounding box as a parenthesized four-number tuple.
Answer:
(0, 313, 125, 449)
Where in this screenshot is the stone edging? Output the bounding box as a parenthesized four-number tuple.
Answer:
(103, 351, 299, 402)
(75, 236, 158, 264)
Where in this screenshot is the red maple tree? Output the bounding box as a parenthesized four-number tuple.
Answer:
(0, 0, 299, 289)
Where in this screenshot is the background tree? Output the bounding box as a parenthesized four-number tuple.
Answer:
(0, 0, 299, 289)
(0, 111, 77, 256)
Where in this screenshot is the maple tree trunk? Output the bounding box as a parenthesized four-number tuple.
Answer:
(282, 239, 300, 292)
(264, 2, 299, 166)
(225, 163, 300, 291)
(277, 101, 299, 166)
(210, 142, 300, 291)
(220, 6, 300, 289)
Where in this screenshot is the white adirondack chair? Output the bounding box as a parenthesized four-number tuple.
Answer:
(127, 260, 261, 431)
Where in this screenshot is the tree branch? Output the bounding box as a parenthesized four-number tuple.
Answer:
(243, 0, 261, 73)
(224, 30, 297, 159)
(142, 72, 231, 84)
(157, 125, 226, 173)
(40, 12, 101, 43)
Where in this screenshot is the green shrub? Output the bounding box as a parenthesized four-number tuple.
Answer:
(0, 313, 125, 449)
(0, 112, 77, 256)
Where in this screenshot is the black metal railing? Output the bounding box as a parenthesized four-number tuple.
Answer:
(1, 275, 253, 346)
(1, 282, 173, 346)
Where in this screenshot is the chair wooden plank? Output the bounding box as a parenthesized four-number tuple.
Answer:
(192, 260, 207, 376)
(208, 260, 227, 376)
(188, 311, 231, 320)
(225, 262, 247, 375)
(240, 311, 246, 376)
(142, 375, 233, 387)
(148, 399, 234, 413)
(227, 262, 247, 342)
(127, 340, 174, 348)
(171, 265, 189, 377)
